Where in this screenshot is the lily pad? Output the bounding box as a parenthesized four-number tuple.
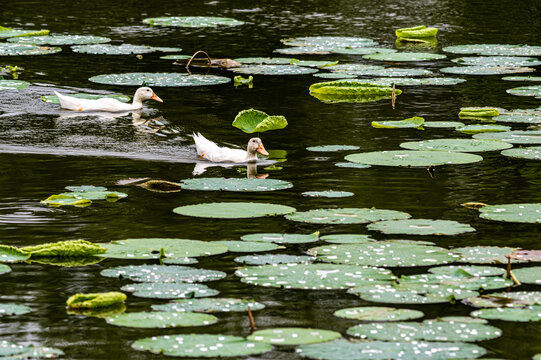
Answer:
(320, 234, 375, 244)
(330, 64, 384, 72)
(121, 282, 219, 299)
(0, 343, 64, 359)
(0, 43, 61, 56)
(367, 77, 466, 86)
(471, 306, 541, 322)
(289, 59, 339, 68)
(106, 311, 217, 328)
(372, 116, 424, 129)
(213, 240, 280, 253)
(502, 76, 541, 82)
(281, 36, 378, 48)
(41, 93, 130, 104)
(0, 303, 31, 316)
(441, 66, 535, 75)
(511, 267, 541, 284)
(160, 54, 191, 60)
(334, 306, 423, 321)
(230, 65, 318, 75)
(493, 114, 541, 124)
(429, 265, 506, 277)
(309, 81, 399, 99)
(60, 190, 127, 200)
(240, 232, 319, 244)
(232, 108, 288, 133)
(234, 254, 315, 265)
(334, 162, 372, 168)
(333, 67, 433, 77)
(443, 44, 541, 56)
(363, 52, 446, 62)
(400, 272, 512, 292)
(424, 121, 464, 128)
(400, 138, 512, 152)
(396, 26, 438, 38)
(248, 327, 341, 345)
(180, 177, 292, 191)
(473, 130, 541, 144)
(453, 56, 541, 67)
(302, 191, 354, 198)
(173, 202, 296, 219)
(285, 207, 410, 224)
(459, 107, 502, 117)
(162, 257, 199, 265)
(313, 73, 357, 79)
(345, 150, 483, 167)
(8, 35, 111, 45)
(274, 46, 335, 55)
(235, 263, 395, 290)
(0, 245, 30, 263)
(66, 292, 126, 309)
(463, 291, 541, 308)
(507, 85, 541, 99)
(457, 124, 511, 134)
(89, 72, 231, 87)
(152, 298, 265, 313)
(479, 203, 541, 223)
(307, 145, 360, 152)
(0, 341, 27, 357)
(453, 246, 521, 264)
(132, 334, 272, 357)
(101, 265, 226, 283)
(21, 239, 106, 257)
(143, 16, 244, 28)
(502, 146, 541, 160)
(0, 26, 49, 38)
(331, 47, 397, 55)
(0, 80, 30, 91)
(234, 57, 293, 65)
(368, 219, 475, 236)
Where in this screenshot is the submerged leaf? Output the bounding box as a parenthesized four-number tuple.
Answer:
(232, 109, 288, 133)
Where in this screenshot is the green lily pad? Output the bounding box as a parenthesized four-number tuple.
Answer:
(473, 130, 541, 144)
(213, 240, 280, 253)
(372, 116, 424, 129)
(0, 303, 31, 316)
(41, 93, 130, 104)
(345, 150, 483, 167)
(320, 234, 375, 244)
(21, 239, 105, 257)
(0, 80, 30, 91)
(471, 306, 541, 322)
(274, 46, 335, 55)
(334, 162, 372, 168)
(0, 344, 64, 359)
(457, 124, 511, 134)
(173, 202, 296, 219)
(121, 282, 219, 299)
(400, 272, 512, 291)
(309, 81, 400, 98)
(331, 47, 397, 55)
(396, 25, 438, 38)
(330, 64, 385, 72)
(368, 219, 475, 236)
(307, 242, 460, 267)
(89, 72, 231, 87)
(334, 306, 423, 321)
(334, 67, 433, 77)
(507, 85, 541, 99)
(232, 108, 288, 133)
(503, 76, 541, 82)
(513, 267, 541, 284)
(313, 73, 357, 79)
(234, 254, 315, 265)
(479, 203, 541, 223)
(240, 232, 319, 244)
(453, 246, 521, 264)
(0, 245, 30, 263)
(152, 298, 265, 313)
(307, 145, 361, 152)
(40, 195, 88, 207)
(0, 341, 27, 357)
(281, 36, 378, 48)
(297, 339, 486, 360)
(502, 146, 541, 160)
(459, 107, 502, 117)
(235, 263, 395, 290)
(441, 66, 535, 75)
(302, 191, 354, 198)
(494, 114, 541, 124)
(160, 54, 191, 60)
(234, 57, 292, 65)
(453, 56, 541, 67)
(364, 52, 446, 62)
(101, 265, 226, 283)
(162, 257, 198, 265)
(180, 177, 292, 191)
(106, 311, 217, 328)
(429, 265, 506, 277)
(367, 77, 466, 86)
(0, 43, 61, 56)
(463, 291, 541, 308)
(143, 16, 244, 28)
(65, 185, 108, 192)
(230, 65, 318, 75)
(424, 121, 464, 128)
(8, 35, 111, 45)
(60, 190, 127, 200)
(132, 334, 272, 357)
(0, 26, 49, 38)
(66, 292, 126, 309)
(400, 138, 512, 152)
(289, 59, 339, 68)
(347, 318, 501, 342)
(285, 207, 410, 224)
(443, 44, 541, 56)
(248, 327, 341, 345)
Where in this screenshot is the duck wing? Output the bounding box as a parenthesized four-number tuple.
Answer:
(191, 133, 248, 163)
(54, 92, 134, 112)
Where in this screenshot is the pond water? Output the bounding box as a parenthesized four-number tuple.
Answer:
(1, 0, 540, 359)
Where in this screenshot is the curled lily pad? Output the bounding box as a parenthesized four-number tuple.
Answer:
(143, 16, 244, 28)
(511, 267, 541, 284)
(0, 303, 31, 316)
(240, 232, 319, 244)
(173, 202, 296, 219)
(0, 245, 30, 263)
(230, 65, 317, 75)
(232, 108, 288, 133)
(180, 177, 292, 191)
(424, 121, 464, 128)
(132, 334, 272, 357)
(443, 44, 541, 56)
(479, 203, 541, 223)
(21, 239, 105, 257)
(234, 254, 315, 265)
(368, 219, 475, 236)
(89, 72, 231, 87)
(494, 114, 541, 124)
(302, 191, 354, 198)
(0, 26, 49, 38)
(345, 150, 483, 167)
(41, 93, 130, 104)
(106, 311, 217, 328)
(309, 81, 399, 99)
(453, 246, 521, 264)
(334, 162, 371, 168)
(503, 76, 541, 82)
(121, 282, 219, 299)
(8, 35, 111, 45)
(0, 43, 61, 56)
(463, 291, 541, 308)
(459, 107, 502, 117)
(248, 327, 341, 345)
(281, 36, 378, 48)
(507, 85, 541, 99)
(40, 195, 91, 206)
(213, 240, 280, 253)
(152, 298, 265, 313)
(334, 306, 423, 321)
(367, 77, 466, 86)
(473, 130, 541, 144)
(66, 292, 126, 309)
(471, 306, 541, 322)
(320, 234, 374, 244)
(285, 207, 410, 224)
(372, 116, 424, 129)
(502, 146, 541, 160)
(441, 66, 535, 75)
(453, 56, 541, 67)
(363, 52, 446, 62)
(0, 80, 30, 90)
(396, 25, 438, 38)
(457, 124, 511, 134)
(307, 145, 360, 152)
(101, 264, 226, 283)
(400, 138, 512, 152)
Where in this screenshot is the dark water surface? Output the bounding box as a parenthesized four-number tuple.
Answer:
(1, 1, 540, 359)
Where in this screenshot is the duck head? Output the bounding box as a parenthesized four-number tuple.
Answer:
(247, 137, 269, 159)
(134, 87, 163, 103)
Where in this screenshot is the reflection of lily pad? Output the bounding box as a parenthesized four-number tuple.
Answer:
(234, 254, 315, 265)
(473, 130, 541, 144)
(152, 298, 265, 313)
(0, 303, 31, 316)
(453, 246, 521, 264)
(9, 35, 110, 45)
(443, 44, 541, 56)
(41, 93, 130, 104)
(286, 207, 410, 224)
(0, 43, 61, 56)
(307, 145, 360, 152)
(230, 65, 317, 75)
(302, 191, 354, 198)
(372, 116, 424, 129)
(400, 138, 512, 152)
(501, 146, 541, 160)
(101, 265, 226, 283)
(121, 282, 219, 299)
(106, 311, 217, 328)
(248, 328, 341, 345)
(345, 150, 483, 167)
(180, 177, 292, 191)
(396, 26, 438, 38)
(232, 108, 288, 133)
(456, 124, 511, 134)
(173, 202, 296, 219)
(213, 240, 280, 253)
(368, 219, 475, 236)
(441, 66, 535, 75)
(89, 72, 231, 87)
(471, 306, 541, 322)
(453, 56, 541, 67)
(143, 16, 244, 28)
(364, 52, 446, 62)
(240, 232, 319, 244)
(100, 238, 228, 259)
(334, 306, 423, 321)
(0, 80, 30, 91)
(0, 245, 30, 263)
(320, 234, 374, 244)
(507, 85, 541, 99)
(479, 203, 541, 223)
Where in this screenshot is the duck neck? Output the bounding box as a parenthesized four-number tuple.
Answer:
(131, 95, 144, 109)
(246, 148, 258, 162)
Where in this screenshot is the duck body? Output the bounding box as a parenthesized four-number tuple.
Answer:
(54, 87, 162, 112)
(192, 133, 268, 163)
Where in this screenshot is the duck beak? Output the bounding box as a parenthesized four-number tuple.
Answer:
(257, 143, 269, 156)
(151, 93, 163, 103)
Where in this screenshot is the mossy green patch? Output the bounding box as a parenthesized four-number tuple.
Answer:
(66, 292, 127, 309)
(21, 240, 106, 257)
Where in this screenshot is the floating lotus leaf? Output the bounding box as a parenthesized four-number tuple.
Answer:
(297, 339, 486, 360)
(306, 144, 361, 151)
(363, 52, 446, 62)
(372, 116, 424, 129)
(471, 306, 541, 322)
(443, 44, 541, 56)
(89, 72, 231, 87)
(234, 57, 292, 65)
(234, 254, 315, 265)
(65, 185, 108, 192)
(101, 265, 226, 283)
(274, 46, 334, 55)
(400, 273, 512, 291)
(232, 108, 288, 133)
(285, 207, 410, 224)
(281, 36, 378, 48)
(494, 114, 541, 124)
(0, 342, 64, 359)
(41, 93, 130, 104)
(235, 263, 395, 290)
(479, 203, 541, 223)
(180, 177, 292, 192)
(367, 77, 466, 86)
(0, 80, 30, 90)
(153, 297, 265, 314)
(230, 65, 318, 75)
(240, 232, 319, 244)
(0, 303, 31, 316)
(429, 265, 506, 277)
(0, 26, 49, 38)
(400, 138, 512, 152)
(334, 67, 433, 77)
(502, 76, 541, 82)
(0, 43, 61, 56)
(162, 257, 198, 265)
(302, 191, 354, 198)
(21, 239, 105, 257)
(502, 146, 541, 160)
(387, 239, 437, 245)
(513, 267, 541, 284)
(132, 334, 272, 357)
(453, 56, 541, 67)
(473, 130, 541, 144)
(507, 85, 541, 99)
(463, 291, 541, 308)
(60, 190, 127, 200)
(0, 340, 26, 357)
(307, 242, 459, 267)
(173, 202, 296, 219)
(330, 64, 384, 72)
(508, 250, 541, 262)
(248, 327, 341, 345)
(441, 66, 535, 75)
(309, 81, 398, 98)
(459, 107, 501, 117)
(457, 124, 511, 134)
(331, 47, 397, 55)
(66, 292, 126, 309)
(345, 150, 483, 167)
(334, 306, 423, 321)
(8, 35, 110, 45)
(289, 59, 339, 68)
(313, 73, 357, 79)
(106, 311, 217, 328)
(396, 26, 438, 38)
(213, 240, 280, 253)
(320, 234, 375, 244)
(0, 245, 30, 263)
(347, 318, 501, 342)
(423, 121, 463, 129)
(99, 238, 228, 259)
(335, 162, 372, 168)
(121, 282, 219, 299)
(453, 246, 521, 264)
(143, 16, 244, 27)
(368, 219, 475, 236)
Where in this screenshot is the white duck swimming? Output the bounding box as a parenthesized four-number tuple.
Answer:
(192, 132, 269, 163)
(54, 87, 163, 112)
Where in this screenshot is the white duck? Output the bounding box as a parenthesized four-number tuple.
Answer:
(192, 132, 269, 163)
(54, 87, 163, 112)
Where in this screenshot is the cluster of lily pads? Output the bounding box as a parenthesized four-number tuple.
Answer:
(41, 185, 127, 207)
